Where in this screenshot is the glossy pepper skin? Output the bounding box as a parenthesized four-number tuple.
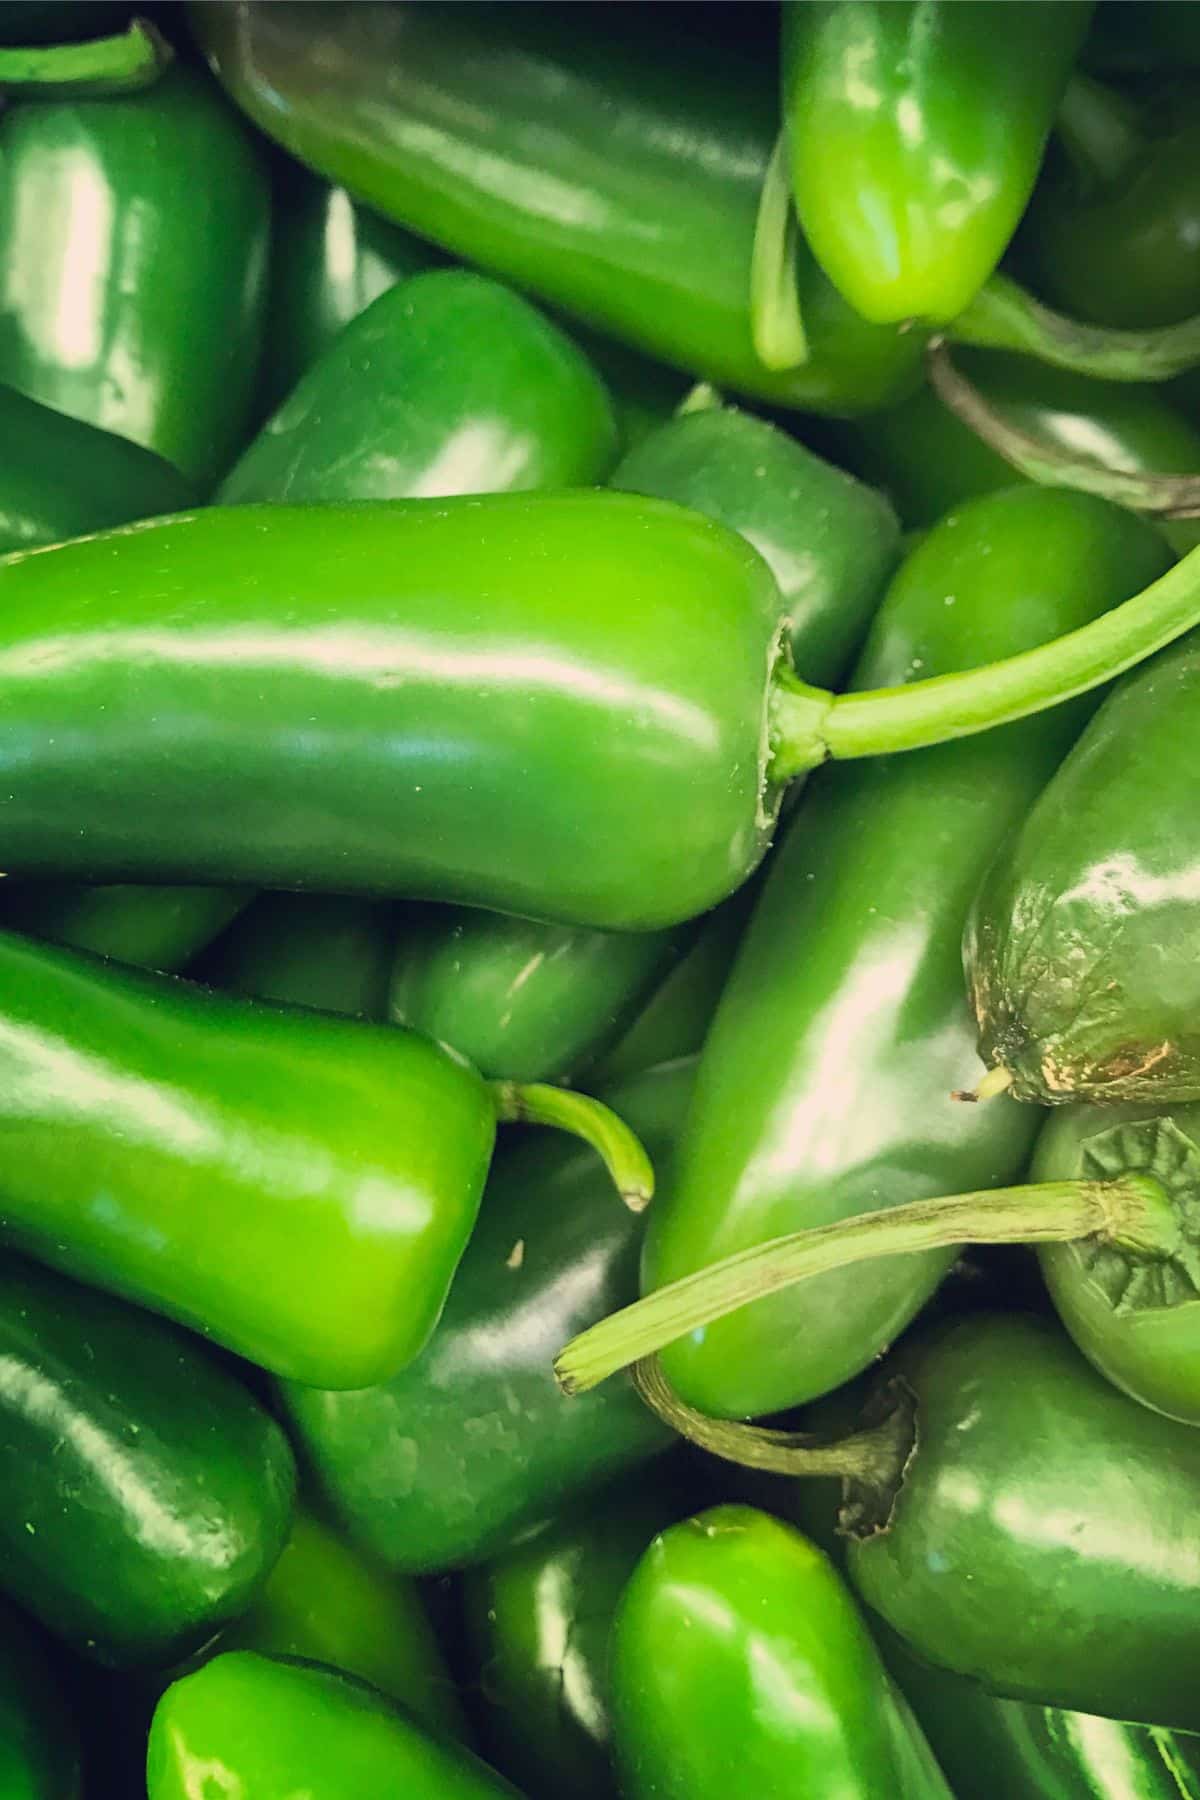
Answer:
(0, 1257, 294, 1669)
(612, 1506, 952, 1800)
(462, 1481, 684, 1800)
(0, 882, 248, 972)
(844, 1313, 1200, 1728)
(147, 1654, 521, 1800)
(966, 628, 1200, 1105)
(221, 270, 618, 505)
(0, 928, 494, 1388)
(645, 487, 1170, 1418)
(0, 496, 782, 930)
(0, 1598, 82, 1800)
(0, 383, 194, 556)
(279, 1062, 688, 1574)
(782, 0, 1092, 326)
(195, 893, 397, 1019)
(194, 1, 924, 414)
(0, 65, 269, 485)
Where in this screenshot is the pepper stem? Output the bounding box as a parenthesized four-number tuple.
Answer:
(0, 18, 172, 97)
(491, 1080, 654, 1214)
(950, 272, 1200, 383)
(749, 129, 809, 373)
(554, 1174, 1175, 1395)
(1054, 73, 1146, 191)
(927, 341, 1200, 519)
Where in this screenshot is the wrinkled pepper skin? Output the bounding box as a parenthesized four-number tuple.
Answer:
(462, 1481, 684, 1800)
(846, 1314, 1200, 1728)
(147, 1654, 521, 1800)
(221, 270, 618, 505)
(612, 1506, 952, 1799)
(195, 892, 397, 1020)
(194, 1, 924, 414)
(966, 628, 1200, 1105)
(0, 929, 495, 1388)
(0, 496, 782, 930)
(279, 1063, 690, 1574)
(646, 488, 1169, 1418)
(783, 0, 1092, 326)
(0, 65, 269, 484)
(0, 1257, 294, 1669)
(0, 881, 248, 972)
(0, 1598, 82, 1800)
(0, 384, 194, 557)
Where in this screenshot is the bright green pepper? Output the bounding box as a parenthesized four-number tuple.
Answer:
(611, 1505, 953, 1799)
(782, 0, 1093, 326)
(194, 0, 925, 414)
(0, 881, 249, 972)
(147, 1654, 521, 1800)
(0, 1598, 82, 1800)
(194, 893, 398, 1019)
(0, 64, 269, 484)
(0, 1256, 294, 1668)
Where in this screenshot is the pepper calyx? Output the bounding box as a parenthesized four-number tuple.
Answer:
(1071, 1118, 1200, 1313)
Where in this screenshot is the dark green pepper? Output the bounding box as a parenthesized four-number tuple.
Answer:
(0, 1598, 82, 1799)
(147, 1653, 521, 1800)
(611, 1505, 953, 1798)
(0, 65, 269, 484)
(0, 1256, 294, 1668)
(0, 881, 249, 972)
(782, 0, 1092, 325)
(194, 893, 398, 1019)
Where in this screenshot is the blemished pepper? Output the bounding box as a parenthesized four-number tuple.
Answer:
(462, 1480, 685, 1800)
(194, 893, 398, 1020)
(220, 269, 618, 505)
(637, 487, 1169, 1419)
(146, 1654, 522, 1800)
(0, 927, 648, 1390)
(611, 1506, 953, 1799)
(0, 64, 269, 485)
(781, 0, 1093, 327)
(0, 882, 249, 972)
(0, 1598, 82, 1800)
(0, 1256, 295, 1669)
(193, 0, 926, 415)
(278, 1060, 690, 1574)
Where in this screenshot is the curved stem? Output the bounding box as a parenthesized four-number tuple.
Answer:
(1054, 73, 1146, 190)
(927, 341, 1200, 518)
(750, 129, 809, 373)
(554, 1175, 1174, 1395)
(0, 18, 172, 97)
(491, 1080, 654, 1214)
(950, 273, 1200, 383)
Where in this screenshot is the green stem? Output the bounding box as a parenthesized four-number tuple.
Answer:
(769, 532, 1200, 780)
(0, 18, 172, 97)
(675, 382, 723, 417)
(1054, 73, 1146, 190)
(555, 1175, 1174, 1395)
(491, 1080, 654, 1214)
(927, 341, 1200, 518)
(749, 129, 809, 373)
(951, 272, 1200, 383)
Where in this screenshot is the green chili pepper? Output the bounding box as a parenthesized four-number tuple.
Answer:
(0, 16, 169, 98)
(462, 1481, 684, 1800)
(147, 1654, 521, 1800)
(611, 1505, 953, 1799)
(0, 1256, 294, 1668)
(0, 928, 647, 1389)
(194, 893, 398, 1019)
(0, 64, 269, 484)
(193, 0, 925, 414)
(0, 1597, 82, 1800)
(782, 0, 1092, 327)
(635, 487, 1168, 1419)
(221, 269, 618, 505)
(279, 1061, 689, 1574)
(0, 881, 249, 972)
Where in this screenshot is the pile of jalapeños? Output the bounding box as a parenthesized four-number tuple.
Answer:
(13, 3, 1200, 1796)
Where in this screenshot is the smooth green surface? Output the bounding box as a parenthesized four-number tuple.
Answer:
(147, 1654, 521, 1799)
(222, 270, 618, 505)
(279, 1062, 689, 1573)
(0, 496, 782, 929)
(0, 882, 248, 971)
(849, 1313, 1200, 1728)
(0, 1597, 82, 1799)
(783, 0, 1091, 324)
(613, 1506, 950, 1798)
(592, 896, 749, 1083)
(0, 1258, 294, 1668)
(195, 893, 397, 1019)
(0, 64, 269, 483)
(646, 488, 1170, 1417)
(0, 929, 494, 1388)
(195, 0, 924, 413)
(966, 626, 1200, 1103)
